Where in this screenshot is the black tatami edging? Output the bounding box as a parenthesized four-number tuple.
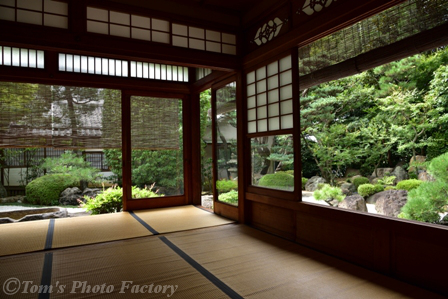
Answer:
(129, 211, 160, 235)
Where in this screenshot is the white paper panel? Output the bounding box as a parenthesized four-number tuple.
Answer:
(152, 18, 169, 32)
(246, 71, 255, 84)
(267, 61, 278, 76)
(172, 24, 187, 36)
(280, 85, 292, 100)
(0, 7, 15, 21)
(0, 0, 15, 6)
(66, 54, 73, 71)
(269, 117, 280, 131)
(248, 121, 257, 133)
(268, 103, 279, 117)
(257, 79, 267, 93)
(257, 106, 267, 119)
(36, 50, 44, 68)
(222, 44, 236, 55)
(88, 57, 95, 74)
(132, 28, 151, 41)
(20, 48, 28, 67)
(247, 96, 256, 109)
(189, 39, 205, 50)
(132, 15, 150, 29)
(279, 55, 292, 71)
(108, 59, 115, 76)
(206, 41, 221, 53)
(268, 75, 279, 90)
(189, 27, 204, 39)
(247, 83, 256, 97)
(44, 0, 67, 14)
(81, 56, 88, 73)
(222, 33, 236, 44)
(281, 114, 293, 129)
(258, 119, 267, 132)
(17, 0, 42, 11)
(268, 89, 279, 103)
(281, 100, 293, 114)
(12, 48, 20, 66)
(87, 7, 108, 22)
(17, 10, 42, 25)
(280, 70, 292, 86)
(44, 14, 68, 29)
(3, 47, 11, 65)
(257, 92, 267, 106)
(29, 49, 37, 68)
(87, 20, 108, 34)
(248, 109, 256, 121)
(152, 31, 170, 44)
(102, 58, 109, 76)
(256, 67, 266, 80)
(110, 24, 130, 38)
(74, 55, 81, 72)
(173, 36, 188, 48)
(110, 11, 129, 25)
(206, 30, 220, 42)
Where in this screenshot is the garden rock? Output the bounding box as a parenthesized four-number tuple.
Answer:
(375, 190, 408, 217)
(82, 188, 102, 200)
(42, 210, 67, 219)
(340, 183, 357, 196)
(439, 215, 448, 226)
(0, 182, 7, 198)
(305, 176, 326, 192)
(338, 195, 367, 212)
(366, 191, 390, 204)
(418, 171, 435, 182)
(371, 168, 394, 178)
(59, 187, 83, 206)
(409, 155, 426, 172)
(391, 166, 408, 183)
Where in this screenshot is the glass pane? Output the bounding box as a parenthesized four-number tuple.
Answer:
(131, 97, 183, 198)
(251, 135, 294, 191)
(215, 82, 238, 206)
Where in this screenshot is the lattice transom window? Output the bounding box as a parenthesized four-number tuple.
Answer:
(87, 7, 170, 44)
(0, 0, 68, 29)
(246, 55, 293, 134)
(0, 46, 44, 69)
(59, 53, 128, 77)
(172, 24, 237, 55)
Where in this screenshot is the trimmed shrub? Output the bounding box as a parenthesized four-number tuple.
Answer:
(384, 186, 396, 191)
(216, 179, 238, 193)
(408, 172, 418, 180)
(285, 170, 294, 176)
(358, 184, 377, 197)
(218, 190, 238, 205)
(353, 177, 370, 188)
(301, 177, 308, 190)
(258, 172, 294, 190)
(427, 152, 448, 182)
(26, 174, 79, 206)
(396, 179, 423, 191)
(314, 184, 345, 203)
(83, 185, 162, 214)
(374, 184, 385, 193)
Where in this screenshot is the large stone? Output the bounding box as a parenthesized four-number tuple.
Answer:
(338, 195, 367, 212)
(375, 190, 408, 217)
(340, 183, 357, 196)
(371, 168, 394, 178)
(42, 210, 67, 219)
(439, 214, 448, 226)
(418, 171, 435, 182)
(0, 182, 7, 198)
(391, 166, 409, 183)
(409, 155, 426, 172)
(59, 187, 83, 206)
(82, 188, 102, 200)
(366, 191, 390, 204)
(305, 176, 326, 192)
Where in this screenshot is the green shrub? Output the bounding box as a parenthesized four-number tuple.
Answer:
(377, 175, 396, 186)
(408, 172, 418, 180)
(396, 179, 423, 191)
(374, 184, 385, 193)
(353, 177, 370, 188)
(314, 184, 345, 203)
(218, 190, 238, 205)
(216, 179, 238, 193)
(285, 170, 294, 176)
(258, 172, 294, 190)
(427, 152, 448, 182)
(384, 186, 396, 191)
(83, 185, 162, 214)
(26, 174, 79, 205)
(358, 184, 377, 197)
(398, 180, 448, 223)
(301, 177, 308, 190)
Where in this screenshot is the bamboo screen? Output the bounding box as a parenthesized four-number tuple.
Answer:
(299, 0, 448, 77)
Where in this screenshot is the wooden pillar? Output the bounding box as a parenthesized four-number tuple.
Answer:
(121, 92, 132, 211)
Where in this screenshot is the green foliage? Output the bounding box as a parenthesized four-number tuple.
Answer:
(216, 179, 238, 193)
(353, 177, 370, 188)
(384, 186, 396, 191)
(218, 190, 238, 205)
(40, 151, 100, 184)
(358, 184, 377, 197)
(408, 172, 418, 180)
(83, 185, 162, 214)
(396, 179, 423, 191)
(258, 172, 294, 190)
(426, 152, 448, 182)
(26, 174, 79, 205)
(301, 177, 308, 190)
(313, 184, 345, 202)
(399, 181, 447, 223)
(377, 175, 396, 185)
(374, 184, 385, 193)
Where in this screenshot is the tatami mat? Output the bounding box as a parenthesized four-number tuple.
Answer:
(52, 212, 152, 249)
(133, 205, 234, 233)
(50, 236, 230, 298)
(0, 220, 50, 256)
(164, 225, 445, 299)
